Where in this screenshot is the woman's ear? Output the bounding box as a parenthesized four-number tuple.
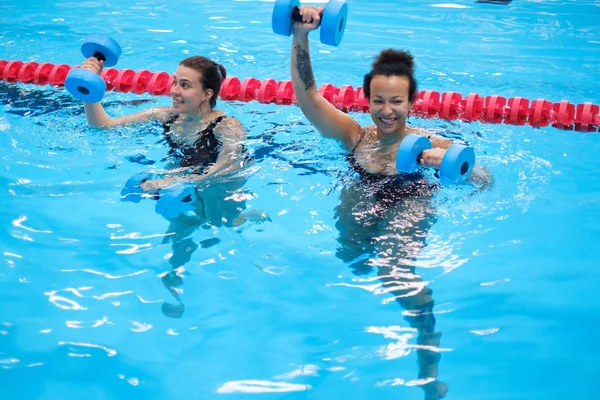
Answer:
(204, 88, 214, 102)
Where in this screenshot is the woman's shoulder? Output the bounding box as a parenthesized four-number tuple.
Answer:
(149, 106, 176, 123)
(406, 125, 453, 149)
(215, 115, 246, 140)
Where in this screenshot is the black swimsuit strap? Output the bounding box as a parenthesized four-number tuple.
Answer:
(350, 128, 367, 154)
(162, 113, 180, 132)
(193, 115, 226, 145)
(163, 114, 226, 135)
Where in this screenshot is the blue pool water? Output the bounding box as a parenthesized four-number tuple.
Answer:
(1, 0, 600, 399)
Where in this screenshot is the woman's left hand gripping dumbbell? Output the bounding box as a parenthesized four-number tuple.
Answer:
(293, 5, 325, 34)
(81, 57, 104, 75)
(419, 147, 446, 169)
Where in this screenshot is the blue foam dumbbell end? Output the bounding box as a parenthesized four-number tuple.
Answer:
(64, 68, 107, 103)
(155, 182, 197, 220)
(81, 33, 122, 68)
(396, 134, 432, 174)
(320, 0, 348, 47)
(439, 144, 475, 182)
(120, 172, 156, 203)
(272, 0, 300, 37)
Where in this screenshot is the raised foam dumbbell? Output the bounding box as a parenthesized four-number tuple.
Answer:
(272, 0, 348, 47)
(64, 33, 122, 103)
(395, 134, 475, 183)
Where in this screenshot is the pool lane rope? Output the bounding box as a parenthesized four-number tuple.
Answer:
(1, 59, 599, 132)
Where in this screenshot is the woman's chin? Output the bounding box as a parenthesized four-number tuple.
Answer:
(379, 123, 397, 134)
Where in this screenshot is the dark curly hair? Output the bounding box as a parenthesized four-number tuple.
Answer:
(179, 56, 227, 108)
(362, 49, 417, 102)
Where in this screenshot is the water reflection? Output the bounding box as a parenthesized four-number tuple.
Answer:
(0, 324, 162, 399)
(333, 171, 448, 399)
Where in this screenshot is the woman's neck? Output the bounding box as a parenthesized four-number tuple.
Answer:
(376, 122, 409, 147)
(182, 108, 221, 122)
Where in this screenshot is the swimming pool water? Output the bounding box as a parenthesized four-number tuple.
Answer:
(1, 0, 599, 399)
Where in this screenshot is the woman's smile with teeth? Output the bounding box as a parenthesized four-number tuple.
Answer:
(380, 117, 396, 124)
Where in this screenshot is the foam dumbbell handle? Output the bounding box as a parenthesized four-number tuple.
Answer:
(155, 182, 197, 220)
(439, 144, 475, 182)
(396, 134, 432, 174)
(291, 6, 303, 22)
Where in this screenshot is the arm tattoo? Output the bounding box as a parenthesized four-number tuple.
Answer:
(295, 44, 315, 91)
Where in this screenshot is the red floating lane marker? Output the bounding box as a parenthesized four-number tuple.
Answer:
(460, 93, 484, 122)
(113, 68, 135, 93)
(1, 59, 598, 133)
(0, 60, 8, 80)
(319, 83, 339, 105)
(164, 75, 174, 96)
(482, 95, 506, 124)
(440, 92, 462, 120)
(146, 71, 171, 96)
(239, 77, 261, 102)
(3, 61, 24, 83)
(131, 70, 152, 94)
(552, 100, 575, 130)
(100, 68, 119, 92)
(337, 84, 356, 111)
(506, 97, 529, 126)
(257, 78, 277, 104)
(528, 99, 552, 128)
(355, 87, 369, 112)
(574, 103, 599, 132)
(416, 90, 440, 118)
(219, 76, 241, 100)
(48, 64, 70, 86)
(33, 62, 55, 85)
(17, 62, 39, 84)
(275, 80, 294, 105)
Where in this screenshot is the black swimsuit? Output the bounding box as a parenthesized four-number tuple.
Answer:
(162, 114, 226, 171)
(347, 130, 437, 202)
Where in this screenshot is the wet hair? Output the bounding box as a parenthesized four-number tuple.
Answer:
(362, 49, 418, 102)
(179, 56, 227, 108)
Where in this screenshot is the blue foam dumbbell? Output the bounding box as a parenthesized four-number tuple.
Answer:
(396, 134, 475, 183)
(64, 33, 122, 103)
(120, 172, 158, 203)
(272, 0, 348, 47)
(155, 182, 197, 220)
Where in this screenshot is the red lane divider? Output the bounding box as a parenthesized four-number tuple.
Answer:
(1, 59, 598, 132)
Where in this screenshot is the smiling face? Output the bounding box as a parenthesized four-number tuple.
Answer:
(170, 65, 213, 116)
(368, 75, 413, 136)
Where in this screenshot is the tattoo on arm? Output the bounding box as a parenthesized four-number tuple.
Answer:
(295, 44, 315, 91)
